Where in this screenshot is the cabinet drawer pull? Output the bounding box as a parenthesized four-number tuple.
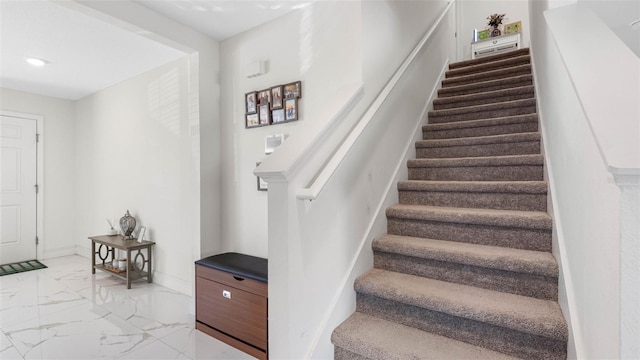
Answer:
(233, 276, 245, 281)
(222, 290, 231, 299)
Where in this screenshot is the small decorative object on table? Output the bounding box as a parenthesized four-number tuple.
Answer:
(106, 218, 117, 235)
(119, 210, 136, 239)
(487, 13, 506, 37)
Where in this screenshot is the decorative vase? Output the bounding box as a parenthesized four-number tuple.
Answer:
(491, 26, 501, 37)
(119, 210, 136, 239)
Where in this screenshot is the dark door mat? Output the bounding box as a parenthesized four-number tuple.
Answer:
(0, 260, 47, 276)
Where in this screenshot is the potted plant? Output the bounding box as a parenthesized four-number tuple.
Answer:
(487, 13, 506, 37)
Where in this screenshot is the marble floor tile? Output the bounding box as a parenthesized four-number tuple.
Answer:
(0, 255, 256, 360)
(160, 328, 253, 360)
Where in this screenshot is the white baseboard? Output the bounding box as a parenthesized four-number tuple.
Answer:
(42, 245, 77, 260)
(153, 270, 192, 296)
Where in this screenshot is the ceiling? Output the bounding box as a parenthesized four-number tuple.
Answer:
(0, 0, 306, 101)
(133, 1, 310, 41)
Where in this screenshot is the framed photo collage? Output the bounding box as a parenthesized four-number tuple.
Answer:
(245, 81, 301, 128)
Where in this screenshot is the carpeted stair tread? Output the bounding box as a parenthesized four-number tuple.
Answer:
(415, 132, 540, 158)
(355, 269, 568, 341)
(386, 204, 552, 230)
(442, 64, 532, 88)
(445, 55, 531, 79)
(373, 234, 558, 277)
(433, 85, 534, 110)
(428, 98, 536, 124)
(332, 312, 518, 360)
(398, 180, 547, 211)
(416, 132, 540, 149)
(448, 48, 530, 70)
(422, 114, 539, 141)
(398, 180, 547, 194)
(438, 74, 533, 98)
(408, 154, 543, 168)
(423, 114, 538, 132)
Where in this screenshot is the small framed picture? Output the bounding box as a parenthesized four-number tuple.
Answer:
(257, 89, 271, 106)
(285, 98, 298, 122)
(271, 86, 283, 109)
(256, 162, 267, 191)
(246, 113, 260, 128)
(478, 29, 490, 40)
(283, 81, 302, 99)
(137, 226, 146, 243)
(259, 104, 271, 125)
(245, 91, 257, 114)
(504, 21, 522, 35)
(272, 108, 285, 124)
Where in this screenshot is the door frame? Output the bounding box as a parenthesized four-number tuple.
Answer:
(1, 110, 44, 260)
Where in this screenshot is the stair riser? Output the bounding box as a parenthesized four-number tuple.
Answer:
(417, 141, 540, 158)
(408, 165, 543, 182)
(387, 218, 551, 251)
(438, 77, 533, 98)
(433, 92, 534, 110)
(445, 57, 530, 79)
(429, 105, 537, 124)
(399, 190, 547, 211)
(443, 66, 531, 88)
(334, 347, 368, 360)
(374, 252, 558, 300)
(423, 122, 538, 140)
(356, 294, 567, 359)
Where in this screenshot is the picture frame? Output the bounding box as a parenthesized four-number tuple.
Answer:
(245, 91, 257, 114)
(246, 113, 260, 128)
(137, 226, 146, 243)
(284, 98, 298, 122)
(271, 85, 283, 109)
(283, 81, 302, 99)
(478, 29, 490, 40)
(504, 21, 522, 35)
(257, 89, 271, 106)
(258, 104, 271, 125)
(272, 108, 285, 124)
(256, 162, 267, 191)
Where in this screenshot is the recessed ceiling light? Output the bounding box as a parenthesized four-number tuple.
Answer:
(25, 57, 48, 67)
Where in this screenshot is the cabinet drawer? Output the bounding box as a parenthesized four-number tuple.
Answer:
(196, 276, 267, 350)
(196, 265, 267, 297)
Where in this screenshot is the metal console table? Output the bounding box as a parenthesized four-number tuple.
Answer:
(89, 235, 155, 289)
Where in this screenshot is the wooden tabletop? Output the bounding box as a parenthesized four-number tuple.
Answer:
(89, 235, 156, 249)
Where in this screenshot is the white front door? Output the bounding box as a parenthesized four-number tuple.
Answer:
(1, 115, 37, 264)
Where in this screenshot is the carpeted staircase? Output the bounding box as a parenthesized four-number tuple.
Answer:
(331, 48, 568, 359)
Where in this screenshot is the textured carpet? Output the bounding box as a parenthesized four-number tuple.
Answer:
(0, 260, 47, 276)
(332, 48, 568, 359)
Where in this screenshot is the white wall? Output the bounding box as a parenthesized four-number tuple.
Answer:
(579, 0, 640, 58)
(255, 1, 454, 357)
(74, 57, 199, 294)
(71, 0, 222, 268)
(529, 0, 636, 358)
(0, 88, 76, 259)
(458, 0, 531, 60)
(219, 1, 363, 257)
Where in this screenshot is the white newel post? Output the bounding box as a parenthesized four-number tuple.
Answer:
(614, 172, 640, 359)
(264, 177, 292, 359)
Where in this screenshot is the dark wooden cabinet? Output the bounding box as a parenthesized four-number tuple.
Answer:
(195, 253, 268, 359)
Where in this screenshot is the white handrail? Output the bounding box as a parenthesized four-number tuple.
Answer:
(296, 0, 456, 200)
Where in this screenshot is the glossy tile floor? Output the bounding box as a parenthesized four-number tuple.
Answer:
(0, 255, 254, 360)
